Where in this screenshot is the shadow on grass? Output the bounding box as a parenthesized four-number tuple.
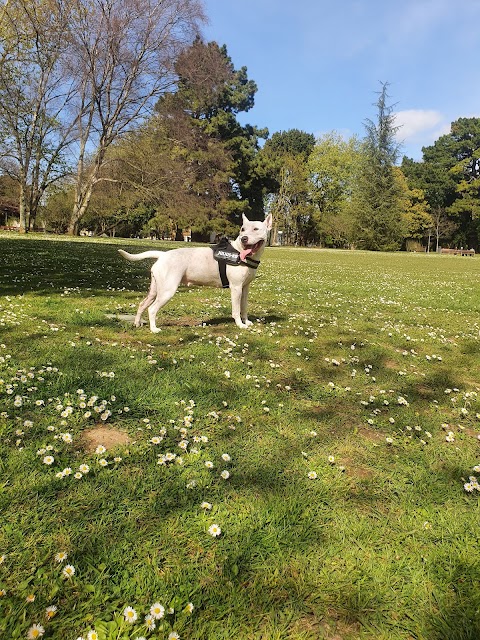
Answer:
(427, 561, 480, 640)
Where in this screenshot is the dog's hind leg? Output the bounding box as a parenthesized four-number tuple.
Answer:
(134, 277, 157, 327)
(146, 266, 183, 333)
(147, 284, 178, 333)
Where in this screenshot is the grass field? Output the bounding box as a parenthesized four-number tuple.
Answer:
(0, 233, 479, 640)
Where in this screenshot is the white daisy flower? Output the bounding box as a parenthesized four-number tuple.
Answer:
(62, 564, 75, 578)
(208, 524, 221, 537)
(27, 624, 45, 639)
(123, 606, 138, 623)
(150, 602, 165, 619)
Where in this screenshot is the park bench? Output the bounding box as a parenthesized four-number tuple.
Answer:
(440, 248, 475, 256)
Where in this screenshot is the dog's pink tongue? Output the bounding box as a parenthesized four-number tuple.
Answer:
(240, 248, 252, 261)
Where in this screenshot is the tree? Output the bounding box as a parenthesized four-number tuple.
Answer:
(394, 168, 433, 249)
(0, 0, 78, 232)
(164, 39, 268, 221)
(352, 83, 405, 250)
(67, 0, 205, 235)
(267, 153, 313, 245)
(308, 132, 360, 247)
(403, 117, 480, 249)
(93, 111, 233, 238)
(0, 174, 19, 226)
(401, 157, 456, 250)
(264, 129, 315, 160)
(260, 129, 315, 244)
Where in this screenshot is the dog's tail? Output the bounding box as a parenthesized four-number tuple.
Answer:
(118, 249, 164, 262)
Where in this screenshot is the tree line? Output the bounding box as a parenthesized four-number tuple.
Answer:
(1, 0, 479, 250)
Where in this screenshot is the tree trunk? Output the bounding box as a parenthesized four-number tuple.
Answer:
(18, 184, 29, 233)
(68, 191, 92, 235)
(270, 218, 278, 245)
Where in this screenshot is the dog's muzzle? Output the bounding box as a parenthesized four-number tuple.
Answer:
(240, 238, 264, 261)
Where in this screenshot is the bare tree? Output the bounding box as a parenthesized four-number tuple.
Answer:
(0, 0, 79, 231)
(431, 207, 458, 251)
(67, 0, 205, 234)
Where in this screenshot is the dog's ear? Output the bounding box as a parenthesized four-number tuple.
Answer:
(264, 213, 273, 231)
(242, 213, 250, 227)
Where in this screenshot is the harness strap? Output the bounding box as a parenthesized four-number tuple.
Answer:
(212, 237, 261, 289)
(243, 256, 260, 269)
(218, 260, 229, 288)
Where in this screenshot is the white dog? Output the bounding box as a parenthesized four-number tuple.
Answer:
(118, 214, 272, 332)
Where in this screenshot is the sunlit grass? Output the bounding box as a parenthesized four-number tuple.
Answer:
(1, 233, 480, 639)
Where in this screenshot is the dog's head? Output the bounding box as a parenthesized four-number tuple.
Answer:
(237, 213, 272, 261)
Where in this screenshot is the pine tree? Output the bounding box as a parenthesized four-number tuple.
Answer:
(352, 83, 405, 250)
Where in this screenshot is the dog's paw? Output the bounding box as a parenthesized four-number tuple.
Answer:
(243, 319, 253, 327)
(150, 327, 162, 334)
(235, 320, 251, 329)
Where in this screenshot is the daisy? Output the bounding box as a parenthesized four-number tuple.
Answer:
(43, 455, 54, 465)
(221, 453, 231, 462)
(144, 613, 156, 630)
(328, 455, 335, 464)
(79, 464, 90, 474)
(62, 564, 75, 578)
(54, 551, 68, 563)
(95, 445, 106, 455)
(307, 471, 317, 479)
(220, 470, 230, 480)
(150, 602, 165, 619)
(205, 461, 214, 469)
(27, 624, 45, 639)
(98, 458, 109, 467)
(123, 606, 138, 623)
(87, 631, 99, 640)
(185, 602, 194, 613)
(45, 605, 57, 619)
(168, 633, 180, 640)
(208, 524, 221, 537)
(200, 502, 212, 510)
(26, 593, 35, 602)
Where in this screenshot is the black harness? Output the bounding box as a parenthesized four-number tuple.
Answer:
(212, 237, 260, 288)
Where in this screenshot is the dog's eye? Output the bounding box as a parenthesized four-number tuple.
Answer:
(254, 227, 259, 231)
(241, 228, 245, 232)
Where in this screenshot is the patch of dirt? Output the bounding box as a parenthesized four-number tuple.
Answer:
(384, 359, 398, 369)
(357, 426, 384, 442)
(415, 384, 436, 399)
(82, 425, 131, 453)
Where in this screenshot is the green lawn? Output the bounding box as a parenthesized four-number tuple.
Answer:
(0, 233, 479, 640)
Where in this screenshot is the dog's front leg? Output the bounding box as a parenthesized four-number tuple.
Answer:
(230, 284, 249, 328)
(240, 284, 252, 327)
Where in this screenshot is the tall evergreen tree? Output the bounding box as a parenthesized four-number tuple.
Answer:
(159, 39, 268, 222)
(352, 83, 405, 250)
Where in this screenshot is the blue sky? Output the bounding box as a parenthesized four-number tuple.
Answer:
(201, 0, 480, 160)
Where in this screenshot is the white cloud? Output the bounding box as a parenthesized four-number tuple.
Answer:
(394, 109, 444, 141)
